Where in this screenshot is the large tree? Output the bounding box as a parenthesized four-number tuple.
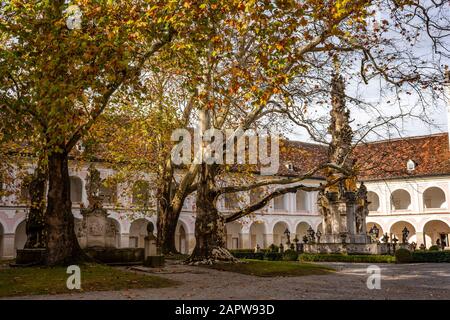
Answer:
(183, 0, 449, 263)
(0, 0, 189, 265)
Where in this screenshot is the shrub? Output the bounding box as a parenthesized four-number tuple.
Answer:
(428, 245, 440, 251)
(268, 244, 279, 253)
(264, 252, 283, 261)
(411, 251, 450, 263)
(282, 249, 299, 261)
(299, 253, 395, 263)
(395, 248, 412, 263)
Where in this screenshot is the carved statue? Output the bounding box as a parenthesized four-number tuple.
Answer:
(86, 164, 103, 209)
(402, 227, 410, 244)
(317, 188, 332, 234)
(314, 74, 371, 246)
(355, 182, 369, 234)
(307, 226, 316, 244)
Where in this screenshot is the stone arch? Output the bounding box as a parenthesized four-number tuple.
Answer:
(69, 176, 83, 203)
(389, 221, 416, 243)
(366, 222, 384, 240)
(423, 187, 447, 209)
(225, 221, 243, 249)
(273, 221, 289, 246)
(129, 218, 153, 248)
(423, 220, 450, 248)
(367, 191, 380, 212)
(316, 222, 323, 233)
(391, 189, 412, 211)
(295, 222, 311, 242)
(14, 219, 27, 255)
(249, 221, 266, 249)
(295, 190, 307, 211)
(175, 221, 189, 254)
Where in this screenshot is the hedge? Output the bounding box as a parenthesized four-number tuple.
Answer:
(282, 250, 299, 261)
(264, 252, 283, 261)
(299, 253, 396, 263)
(411, 251, 450, 263)
(395, 248, 412, 263)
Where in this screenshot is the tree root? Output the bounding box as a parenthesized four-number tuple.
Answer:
(184, 246, 240, 265)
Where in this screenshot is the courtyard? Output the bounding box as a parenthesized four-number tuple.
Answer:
(2, 260, 450, 300)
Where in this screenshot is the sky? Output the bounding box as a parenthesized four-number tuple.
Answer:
(287, 0, 450, 141)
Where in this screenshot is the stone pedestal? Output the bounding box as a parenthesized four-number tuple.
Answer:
(319, 191, 371, 245)
(80, 207, 116, 248)
(304, 243, 390, 255)
(143, 223, 164, 268)
(2, 234, 15, 259)
(15, 248, 46, 265)
(144, 234, 158, 257)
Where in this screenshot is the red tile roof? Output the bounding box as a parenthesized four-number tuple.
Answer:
(277, 140, 327, 178)
(353, 133, 450, 181)
(278, 133, 450, 181)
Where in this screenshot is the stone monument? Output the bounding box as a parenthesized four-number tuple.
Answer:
(79, 165, 116, 248)
(143, 222, 164, 267)
(304, 74, 387, 255)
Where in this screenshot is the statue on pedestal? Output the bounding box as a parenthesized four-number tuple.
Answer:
(402, 227, 410, 244)
(80, 165, 112, 248)
(312, 73, 371, 249)
(355, 182, 369, 234)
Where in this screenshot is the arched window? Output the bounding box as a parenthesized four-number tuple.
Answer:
(250, 221, 266, 249)
(225, 222, 242, 249)
(296, 222, 311, 241)
(423, 187, 447, 209)
(390, 221, 416, 243)
(423, 220, 450, 248)
(391, 189, 411, 211)
(175, 223, 188, 254)
(14, 220, 27, 253)
(129, 219, 152, 248)
(132, 180, 150, 206)
(367, 191, 380, 212)
(69, 176, 83, 203)
(273, 221, 289, 245)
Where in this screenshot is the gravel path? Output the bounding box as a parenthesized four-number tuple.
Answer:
(5, 261, 450, 300)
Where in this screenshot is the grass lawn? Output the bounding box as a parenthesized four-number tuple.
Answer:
(205, 259, 334, 277)
(0, 263, 178, 298)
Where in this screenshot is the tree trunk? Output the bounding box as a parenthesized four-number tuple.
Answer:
(186, 164, 237, 264)
(24, 162, 47, 249)
(156, 202, 180, 254)
(44, 151, 84, 265)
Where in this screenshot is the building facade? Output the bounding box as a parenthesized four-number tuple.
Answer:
(1, 134, 450, 259)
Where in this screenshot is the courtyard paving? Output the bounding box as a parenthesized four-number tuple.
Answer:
(4, 261, 450, 300)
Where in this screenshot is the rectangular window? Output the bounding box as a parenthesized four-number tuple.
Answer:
(274, 195, 286, 211)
